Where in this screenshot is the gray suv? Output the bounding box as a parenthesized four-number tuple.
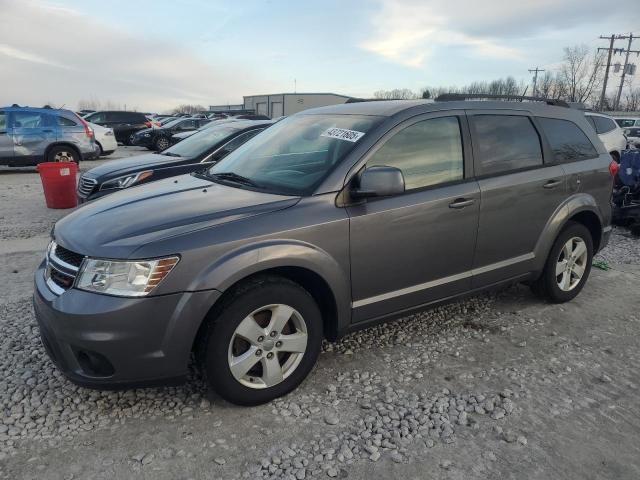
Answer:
(34, 100, 614, 405)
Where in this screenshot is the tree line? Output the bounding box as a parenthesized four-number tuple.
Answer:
(373, 44, 640, 112)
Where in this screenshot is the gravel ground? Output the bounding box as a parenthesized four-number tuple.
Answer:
(1, 148, 640, 479)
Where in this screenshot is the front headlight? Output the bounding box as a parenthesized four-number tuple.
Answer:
(76, 256, 179, 297)
(100, 171, 153, 190)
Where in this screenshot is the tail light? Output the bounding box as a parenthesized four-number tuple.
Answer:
(74, 113, 93, 139)
(609, 159, 620, 177)
(144, 120, 152, 128)
(154, 121, 161, 127)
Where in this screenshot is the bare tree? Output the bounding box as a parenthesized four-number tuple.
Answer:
(559, 45, 603, 104)
(623, 87, 640, 111)
(173, 104, 206, 114)
(78, 98, 101, 111)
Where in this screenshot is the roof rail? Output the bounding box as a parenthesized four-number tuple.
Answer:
(435, 93, 570, 108)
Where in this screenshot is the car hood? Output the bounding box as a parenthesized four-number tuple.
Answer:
(82, 153, 195, 180)
(55, 174, 299, 259)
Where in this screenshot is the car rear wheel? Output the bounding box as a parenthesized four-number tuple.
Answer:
(125, 133, 135, 146)
(531, 222, 593, 303)
(47, 146, 79, 163)
(154, 136, 170, 151)
(198, 276, 322, 405)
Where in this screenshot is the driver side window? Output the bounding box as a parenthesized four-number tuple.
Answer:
(367, 116, 464, 191)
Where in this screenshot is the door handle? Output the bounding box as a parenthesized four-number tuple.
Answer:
(449, 198, 475, 209)
(543, 179, 562, 189)
(42, 129, 53, 133)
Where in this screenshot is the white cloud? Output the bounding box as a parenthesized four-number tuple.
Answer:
(0, 0, 271, 112)
(360, 0, 637, 68)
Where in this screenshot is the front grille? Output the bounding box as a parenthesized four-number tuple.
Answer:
(77, 176, 98, 197)
(45, 241, 84, 295)
(54, 244, 84, 268)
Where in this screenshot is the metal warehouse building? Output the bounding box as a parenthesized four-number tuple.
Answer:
(243, 93, 351, 118)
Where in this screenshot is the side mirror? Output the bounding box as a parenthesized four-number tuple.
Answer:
(351, 166, 405, 199)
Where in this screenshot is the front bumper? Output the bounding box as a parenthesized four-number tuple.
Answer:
(33, 260, 221, 388)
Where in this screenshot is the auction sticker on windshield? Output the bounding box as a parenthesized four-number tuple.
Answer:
(321, 127, 365, 143)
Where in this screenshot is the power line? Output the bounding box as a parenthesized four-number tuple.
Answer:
(598, 33, 640, 110)
(614, 33, 639, 110)
(528, 67, 545, 96)
(598, 34, 618, 110)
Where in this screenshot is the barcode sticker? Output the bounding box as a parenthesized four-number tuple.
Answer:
(321, 127, 365, 143)
(60, 168, 70, 176)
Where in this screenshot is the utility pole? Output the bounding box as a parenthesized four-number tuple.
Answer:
(614, 33, 639, 110)
(528, 67, 545, 96)
(598, 35, 617, 111)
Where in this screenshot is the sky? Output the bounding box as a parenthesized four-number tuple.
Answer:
(1, 0, 638, 112)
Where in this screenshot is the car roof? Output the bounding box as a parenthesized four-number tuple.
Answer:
(303, 99, 585, 119)
(1, 105, 75, 115)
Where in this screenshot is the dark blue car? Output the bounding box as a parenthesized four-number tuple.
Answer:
(0, 105, 99, 166)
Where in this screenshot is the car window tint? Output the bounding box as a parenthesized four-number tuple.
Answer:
(86, 112, 104, 123)
(222, 129, 263, 152)
(472, 115, 542, 175)
(12, 111, 45, 128)
(616, 119, 636, 128)
(586, 116, 597, 131)
(0, 112, 6, 130)
(591, 116, 616, 134)
(538, 118, 598, 163)
(57, 116, 78, 127)
(368, 116, 464, 190)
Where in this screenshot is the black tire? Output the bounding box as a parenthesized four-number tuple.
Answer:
(531, 221, 593, 303)
(47, 145, 79, 163)
(198, 275, 323, 406)
(96, 142, 104, 157)
(123, 133, 134, 146)
(154, 136, 170, 151)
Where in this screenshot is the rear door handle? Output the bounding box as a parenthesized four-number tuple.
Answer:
(543, 179, 562, 189)
(449, 198, 475, 209)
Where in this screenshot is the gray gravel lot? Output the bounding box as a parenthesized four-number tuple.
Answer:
(1, 147, 640, 479)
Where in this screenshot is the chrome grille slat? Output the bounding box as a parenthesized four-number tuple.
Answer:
(77, 176, 98, 197)
(45, 241, 84, 294)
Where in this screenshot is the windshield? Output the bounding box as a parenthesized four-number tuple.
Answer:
(207, 114, 381, 195)
(162, 125, 240, 158)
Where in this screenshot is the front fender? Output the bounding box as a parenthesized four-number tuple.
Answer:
(187, 239, 351, 335)
(533, 193, 603, 272)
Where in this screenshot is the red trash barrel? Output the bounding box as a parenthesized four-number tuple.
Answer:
(36, 162, 78, 209)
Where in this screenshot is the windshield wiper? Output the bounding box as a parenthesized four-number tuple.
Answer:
(161, 151, 181, 157)
(209, 172, 261, 188)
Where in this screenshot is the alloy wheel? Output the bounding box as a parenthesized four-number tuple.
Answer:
(53, 151, 73, 162)
(227, 304, 308, 389)
(555, 236, 588, 292)
(156, 137, 169, 150)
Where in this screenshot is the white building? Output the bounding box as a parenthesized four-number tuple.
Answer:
(243, 93, 352, 118)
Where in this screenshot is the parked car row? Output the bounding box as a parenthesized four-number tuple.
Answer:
(78, 119, 274, 201)
(37, 98, 616, 406)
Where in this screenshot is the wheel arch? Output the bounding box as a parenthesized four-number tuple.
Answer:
(188, 240, 350, 353)
(534, 193, 604, 273)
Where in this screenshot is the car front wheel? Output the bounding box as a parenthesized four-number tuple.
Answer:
(154, 136, 170, 151)
(199, 276, 323, 405)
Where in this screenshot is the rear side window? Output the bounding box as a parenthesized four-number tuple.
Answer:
(368, 116, 464, 190)
(589, 115, 616, 134)
(616, 119, 637, 128)
(472, 115, 543, 175)
(57, 116, 78, 127)
(538, 118, 598, 163)
(86, 112, 104, 123)
(12, 111, 46, 128)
